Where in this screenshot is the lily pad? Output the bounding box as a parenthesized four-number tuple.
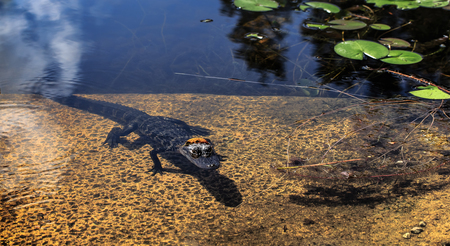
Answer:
(380, 50, 423, 65)
(328, 20, 367, 30)
(370, 23, 391, 30)
(334, 40, 389, 60)
(303, 2, 341, 13)
(234, 0, 278, 12)
(306, 23, 330, 30)
(366, 0, 449, 9)
(409, 86, 450, 99)
(379, 38, 411, 48)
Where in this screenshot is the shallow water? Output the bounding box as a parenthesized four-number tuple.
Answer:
(1, 94, 450, 244)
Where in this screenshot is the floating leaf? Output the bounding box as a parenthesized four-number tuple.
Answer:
(366, 0, 449, 9)
(370, 23, 391, 30)
(234, 0, 278, 12)
(304, 2, 341, 13)
(245, 33, 265, 40)
(379, 38, 411, 48)
(409, 86, 450, 99)
(381, 50, 423, 65)
(334, 40, 389, 60)
(418, 0, 450, 7)
(306, 23, 330, 30)
(328, 20, 367, 30)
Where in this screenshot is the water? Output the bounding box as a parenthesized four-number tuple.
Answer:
(1, 0, 450, 244)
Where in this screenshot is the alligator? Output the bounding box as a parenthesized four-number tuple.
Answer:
(55, 95, 220, 174)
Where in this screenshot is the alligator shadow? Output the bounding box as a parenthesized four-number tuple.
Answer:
(123, 137, 243, 207)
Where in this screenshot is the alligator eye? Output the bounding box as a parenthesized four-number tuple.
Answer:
(191, 148, 202, 158)
(203, 146, 213, 157)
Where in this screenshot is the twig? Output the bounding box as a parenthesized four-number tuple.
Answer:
(364, 66, 450, 94)
(277, 158, 365, 170)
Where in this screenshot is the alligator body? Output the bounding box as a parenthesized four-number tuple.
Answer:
(56, 95, 220, 174)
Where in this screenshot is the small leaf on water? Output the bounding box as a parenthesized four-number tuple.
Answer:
(234, 0, 278, 12)
(306, 23, 330, 29)
(409, 86, 450, 99)
(381, 50, 423, 65)
(245, 33, 265, 40)
(379, 38, 411, 48)
(304, 2, 341, 13)
(370, 23, 391, 30)
(328, 20, 367, 30)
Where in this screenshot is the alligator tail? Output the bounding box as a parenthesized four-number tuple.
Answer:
(54, 95, 148, 125)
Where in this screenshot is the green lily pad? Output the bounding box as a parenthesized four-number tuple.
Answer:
(306, 23, 330, 30)
(379, 38, 411, 48)
(234, 0, 278, 12)
(418, 0, 449, 7)
(366, 0, 449, 9)
(304, 2, 341, 13)
(370, 23, 391, 30)
(380, 50, 423, 65)
(334, 40, 389, 60)
(409, 86, 450, 99)
(328, 20, 367, 30)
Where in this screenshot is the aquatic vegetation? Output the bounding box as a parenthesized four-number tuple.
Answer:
(234, 0, 279, 12)
(307, 20, 367, 30)
(364, 67, 450, 99)
(334, 40, 389, 60)
(380, 50, 423, 65)
(366, 0, 449, 9)
(369, 23, 391, 30)
(378, 38, 411, 48)
(334, 41, 423, 64)
(409, 86, 450, 99)
(229, 0, 450, 180)
(300, 2, 341, 13)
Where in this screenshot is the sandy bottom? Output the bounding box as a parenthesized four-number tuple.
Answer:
(1, 93, 449, 245)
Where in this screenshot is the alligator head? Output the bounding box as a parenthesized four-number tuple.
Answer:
(179, 138, 220, 169)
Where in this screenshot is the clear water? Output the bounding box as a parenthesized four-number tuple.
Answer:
(1, 0, 450, 245)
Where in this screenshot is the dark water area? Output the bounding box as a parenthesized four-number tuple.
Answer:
(1, 0, 449, 97)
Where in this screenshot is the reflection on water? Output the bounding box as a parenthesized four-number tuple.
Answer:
(0, 0, 82, 97)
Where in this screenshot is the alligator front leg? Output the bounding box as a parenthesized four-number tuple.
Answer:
(150, 149, 164, 175)
(103, 122, 138, 147)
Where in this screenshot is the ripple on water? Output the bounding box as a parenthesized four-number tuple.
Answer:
(0, 96, 74, 213)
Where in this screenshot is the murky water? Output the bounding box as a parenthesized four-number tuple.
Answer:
(1, 0, 450, 245)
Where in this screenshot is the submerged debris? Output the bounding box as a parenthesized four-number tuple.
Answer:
(411, 227, 424, 234)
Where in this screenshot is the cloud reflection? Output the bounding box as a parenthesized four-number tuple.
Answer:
(0, 0, 82, 98)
